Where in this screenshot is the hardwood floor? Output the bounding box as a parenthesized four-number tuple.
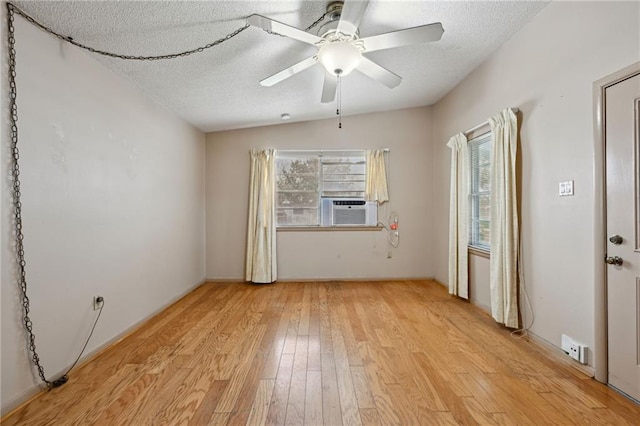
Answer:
(3, 280, 639, 425)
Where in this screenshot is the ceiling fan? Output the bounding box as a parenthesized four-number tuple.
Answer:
(247, 0, 444, 103)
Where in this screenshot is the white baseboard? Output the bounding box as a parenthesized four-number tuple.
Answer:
(526, 330, 595, 377)
(463, 296, 595, 378)
(205, 277, 434, 283)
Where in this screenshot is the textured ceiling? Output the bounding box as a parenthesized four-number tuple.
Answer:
(13, 1, 548, 132)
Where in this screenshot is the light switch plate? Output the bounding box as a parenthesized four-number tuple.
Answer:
(559, 180, 574, 196)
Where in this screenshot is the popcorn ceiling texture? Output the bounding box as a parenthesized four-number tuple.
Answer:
(14, 1, 548, 132)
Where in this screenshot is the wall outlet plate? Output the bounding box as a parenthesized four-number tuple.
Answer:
(93, 296, 104, 311)
(561, 334, 587, 364)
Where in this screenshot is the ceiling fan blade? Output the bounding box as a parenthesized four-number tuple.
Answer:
(360, 23, 444, 52)
(356, 57, 402, 89)
(260, 56, 318, 87)
(321, 73, 337, 103)
(247, 14, 323, 46)
(336, 0, 370, 37)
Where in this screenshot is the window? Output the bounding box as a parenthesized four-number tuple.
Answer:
(275, 150, 366, 226)
(469, 133, 492, 251)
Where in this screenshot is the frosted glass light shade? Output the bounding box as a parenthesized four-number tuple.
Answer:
(318, 42, 361, 76)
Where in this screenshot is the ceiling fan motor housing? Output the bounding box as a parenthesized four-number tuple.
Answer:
(317, 1, 359, 39)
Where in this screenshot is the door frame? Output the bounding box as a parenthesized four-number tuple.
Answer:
(593, 61, 640, 384)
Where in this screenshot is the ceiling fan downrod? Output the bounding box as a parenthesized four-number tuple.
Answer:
(317, 1, 347, 37)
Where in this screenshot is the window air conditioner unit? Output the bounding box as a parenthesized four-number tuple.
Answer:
(320, 198, 378, 226)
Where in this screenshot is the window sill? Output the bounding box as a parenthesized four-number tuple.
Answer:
(468, 246, 490, 259)
(277, 226, 383, 232)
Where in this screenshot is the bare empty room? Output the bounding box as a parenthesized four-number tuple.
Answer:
(1, 0, 640, 424)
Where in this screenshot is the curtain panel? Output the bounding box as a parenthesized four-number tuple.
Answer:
(245, 149, 277, 283)
(447, 133, 469, 299)
(489, 109, 519, 328)
(365, 149, 389, 204)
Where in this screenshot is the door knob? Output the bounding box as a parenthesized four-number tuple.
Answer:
(605, 256, 623, 266)
(609, 234, 623, 245)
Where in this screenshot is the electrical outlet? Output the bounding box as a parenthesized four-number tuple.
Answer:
(93, 296, 104, 311)
(561, 334, 587, 364)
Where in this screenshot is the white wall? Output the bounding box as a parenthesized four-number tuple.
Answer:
(206, 107, 433, 280)
(432, 1, 640, 364)
(0, 10, 206, 413)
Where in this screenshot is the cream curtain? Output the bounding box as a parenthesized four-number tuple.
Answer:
(489, 109, 519, 327)
(245, 149, 277, 283)
(447, 133, 469, 299)
(365, 149, 389, 204)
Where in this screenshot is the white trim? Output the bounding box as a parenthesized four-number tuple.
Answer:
(277, 149, 389, 153)
(592, 61, 640, 384)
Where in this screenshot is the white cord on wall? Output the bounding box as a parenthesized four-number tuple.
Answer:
(377, 206, 400, 248)
(511, 237, 535, 339)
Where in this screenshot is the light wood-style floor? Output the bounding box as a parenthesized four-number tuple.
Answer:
(3, 280, 639, 425)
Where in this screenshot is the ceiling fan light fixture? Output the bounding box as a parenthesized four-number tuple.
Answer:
(318, 41, 361, 76)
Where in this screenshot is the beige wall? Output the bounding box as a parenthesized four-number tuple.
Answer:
(432, 1, 640, 364)
(0, 11, 206, 413)
(206, 107, 434, 280)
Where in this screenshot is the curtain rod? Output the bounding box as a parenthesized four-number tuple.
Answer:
(277, 149, 390, 153)
(464, 108, 519, 135)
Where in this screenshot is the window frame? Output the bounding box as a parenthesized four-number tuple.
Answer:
(468, 132, 492, 254)
(275, 150, 371, 229)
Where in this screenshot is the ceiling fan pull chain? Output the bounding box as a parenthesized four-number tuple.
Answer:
(337, 73, 342, 129)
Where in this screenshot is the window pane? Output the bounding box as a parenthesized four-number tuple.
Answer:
(322, 191, 365, 198)
(322, 181, 365, 192)
(322, 163, 366, 175)
(478, 164, 490, 192)
(468, 132, 492, 250)
(276, 174, 319, 191)
(478, 140, 491, 165)
(275, 150, 369, 227)
(323, 174, 365, 182)
(277, 157, 319, 174)
(479, 194, 490, 221)
(277, 192, 318, 208)
(276, 208, 319, 226)
(478, 220, 490, 247)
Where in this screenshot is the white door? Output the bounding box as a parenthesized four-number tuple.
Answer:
(606, 72, 640, 401)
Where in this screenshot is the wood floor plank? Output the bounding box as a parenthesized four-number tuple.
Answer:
(259, 291, 291, 379)
(304, 370, 323, 425)
(320, 351, 343, 426)
(93, 373, 159, 425)
(245, 379, 275, 426)
(351, 365, 376, 409)
(187, 380, 229, 426)
(284, 335, 309, 425)
(359, 407, 383, 426)
(128, 367, 192, 424)
(331, 309, 362, 425)
(4, 280, 640, 426)
(318, 283, 334, 355)
(215, 324, 267, 413)
(307, 334, 322, 371)
(265, 353, 294, 425)
(357, 341, 402, 425)
(298, 284, 311, 336)
(64, 364, 141, 425)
